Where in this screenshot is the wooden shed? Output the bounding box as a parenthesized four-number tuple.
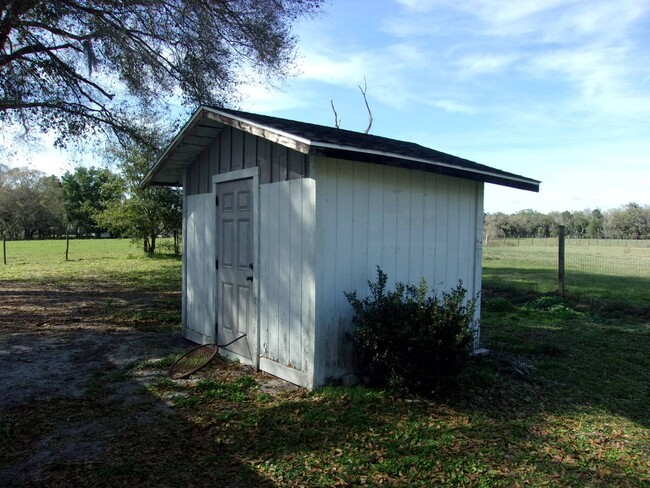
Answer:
(143, 106, 540, 388)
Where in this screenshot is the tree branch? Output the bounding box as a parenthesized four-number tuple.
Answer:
(359, 76, 373, 134)
(330, 100, 340, 129)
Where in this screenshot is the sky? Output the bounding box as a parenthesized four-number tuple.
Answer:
(5, 0, 650, 214)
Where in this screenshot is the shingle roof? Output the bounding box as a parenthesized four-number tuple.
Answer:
(142, 106, 540, 192)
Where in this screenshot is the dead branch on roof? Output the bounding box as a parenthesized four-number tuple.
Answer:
(359, 76, 373, 134)
(330, 100, 341, 129)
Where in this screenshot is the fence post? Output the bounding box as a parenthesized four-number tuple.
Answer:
(558, 225, 565, 297)
(2, 232, 6, 265)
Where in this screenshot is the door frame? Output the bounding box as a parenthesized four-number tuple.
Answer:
(213, 167, 260, 370)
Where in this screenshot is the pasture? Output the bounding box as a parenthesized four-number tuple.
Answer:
(0, 239, 648, 486)
(484, 238, 650, 307)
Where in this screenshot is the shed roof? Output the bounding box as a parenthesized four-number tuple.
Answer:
(142, 106, 540, 192)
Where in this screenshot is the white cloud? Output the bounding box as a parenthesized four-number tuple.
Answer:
(456, 53, 519, 77)
(237, 81, 310, 114)
(429, 99, 478, 114)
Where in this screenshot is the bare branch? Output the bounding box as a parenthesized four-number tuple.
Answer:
(358, 76, 373, 134)
(330, 99, 340, 129)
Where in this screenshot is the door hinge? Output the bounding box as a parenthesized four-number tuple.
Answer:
(215, 259, 219, 270)
(215, 195, 219, 206)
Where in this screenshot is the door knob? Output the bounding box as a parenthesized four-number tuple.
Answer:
(246, 275, 253, 282)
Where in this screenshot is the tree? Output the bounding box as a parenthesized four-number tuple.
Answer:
(586, 209, 604, 238)
(96, 130, 181, 254)
(0, 0, 323, 146)
(61, 166, 123, 237)
(606, 203, 650, 239)
(0, 165, 65, 238)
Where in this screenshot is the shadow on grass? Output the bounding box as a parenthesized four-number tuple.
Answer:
(1, 267, 648, 486)
(484, 267, 650, 311)
(479, 283, 650, 430)
(0, 280, 273, 487)
(0, 363, 276, 487)
(0, 285, 181, 333)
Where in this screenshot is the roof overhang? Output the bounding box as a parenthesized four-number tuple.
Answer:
(308, 143, 539, 192)
(142, 106, 540, 193)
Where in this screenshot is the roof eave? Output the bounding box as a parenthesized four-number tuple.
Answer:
(143, 106, 540, 193)
(140, 107, 213, 188)
(309, 144, 540, 192)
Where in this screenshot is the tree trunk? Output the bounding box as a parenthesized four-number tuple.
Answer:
(173, 229, 179, 255)
(149, 233, 156, 255)
(143, 237, 150, 253)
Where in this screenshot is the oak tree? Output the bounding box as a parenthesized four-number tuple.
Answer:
(0, 0, 323, 145)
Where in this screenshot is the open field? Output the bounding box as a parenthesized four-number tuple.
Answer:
(484, 239, 650, 308)
(1, 239, 649, 486)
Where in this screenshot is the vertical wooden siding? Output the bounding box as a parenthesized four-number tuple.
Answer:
(259, 179, 316, 386)
(314, 157, 484, 383)
(186, 126, 308, 195)
(184, 192, 217, 344)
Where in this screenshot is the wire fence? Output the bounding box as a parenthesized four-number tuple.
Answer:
(483, 237, 650, 306)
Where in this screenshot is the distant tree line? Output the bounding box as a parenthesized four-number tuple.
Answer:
(485, 204, 650, 240)
(0, 159, 181, 255)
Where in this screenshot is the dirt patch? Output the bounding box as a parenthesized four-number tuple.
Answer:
(0, 282, 296, 485)
(0, 284, 182, 410)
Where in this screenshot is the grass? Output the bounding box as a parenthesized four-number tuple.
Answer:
(484, 240, 650, 308)
(0, 237, 181, 292)
(1, 239, 649, 486)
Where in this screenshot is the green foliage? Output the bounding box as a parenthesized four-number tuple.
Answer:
(195, 376, 258, 403)
(482, 295, 515, 312)
(60, 166, 124, 237)
(1, 1, 323, 146)
(96, 130, 182, 254)
(607, 202, 650, 239)
(0, 164, 65, 239)
(485, 203, 650, 240)
(345, 267, 477, 394)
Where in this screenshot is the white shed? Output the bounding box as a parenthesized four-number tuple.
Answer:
(143, 106, 539, 388)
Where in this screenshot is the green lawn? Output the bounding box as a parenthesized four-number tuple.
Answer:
(484, 240, 650, 307)
(0, 238, 180, 292)
(1, 239, 648, 486)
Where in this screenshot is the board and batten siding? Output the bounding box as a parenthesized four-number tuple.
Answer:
(186, 125, 308, 196)
(183, 192, 217, 344)
(258, 178, 316, 388)
(313, 157, 484, 384)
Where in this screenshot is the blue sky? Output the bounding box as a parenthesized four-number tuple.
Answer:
(238, 0, 650, 213)
(7, 0, 650, 213)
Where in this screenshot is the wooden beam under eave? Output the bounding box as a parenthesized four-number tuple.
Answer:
(203, 110, 311, 155)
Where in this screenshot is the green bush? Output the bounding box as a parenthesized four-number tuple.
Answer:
(345, 267, 477, 394)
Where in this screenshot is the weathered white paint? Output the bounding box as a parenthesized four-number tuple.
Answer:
(184, 192, 217, 344)
(182, 148, 484, 388)
(472, 182, 485, 347)
(259, 178, 316, 388)
(186, 125, 308, 196)
(313, 157, 484, 385)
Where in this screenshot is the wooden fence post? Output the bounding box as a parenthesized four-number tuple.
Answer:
(558, 225, 565, 297)
(2, 232, 6, 265)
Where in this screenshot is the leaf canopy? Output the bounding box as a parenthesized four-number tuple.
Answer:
(0, 0, 323, 145)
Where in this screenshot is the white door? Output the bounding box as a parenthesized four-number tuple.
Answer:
(217, 178, 254, 360)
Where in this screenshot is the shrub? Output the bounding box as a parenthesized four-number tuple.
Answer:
(345, 267, 477, 394)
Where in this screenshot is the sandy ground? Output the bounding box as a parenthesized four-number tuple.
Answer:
(0, 282, 297, 487)
(0, 284, 183, 410)
(0, 282, 296, 484)
(0, 283, 186, 483)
